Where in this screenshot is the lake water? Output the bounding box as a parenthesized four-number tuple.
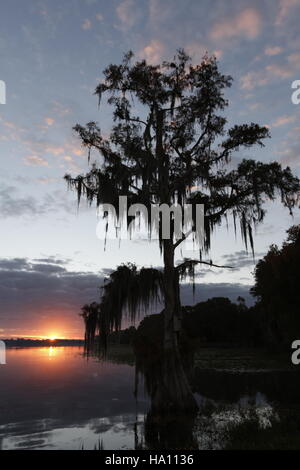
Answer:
(0, 346, 298, 450)
(0, 347, 149, 450)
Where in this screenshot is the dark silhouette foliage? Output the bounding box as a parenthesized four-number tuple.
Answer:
(251, 225, 300, 347)
(183, 297, 262, 346)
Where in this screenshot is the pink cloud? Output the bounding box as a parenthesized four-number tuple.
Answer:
(37, 177, 57, 185)
(24, 155, 49, 167)
(240, 52, 300, 90)
(279, 146, 300, 167)
(265, 63, 293, 78)
(214, 49, 223, 59)
(210, 8, 262, 41)
(264, 53, 300, 79)
(82, 19, 92, 30)
(22, 137, 84, 160)
(44, 145, 65, 156)
(116, 0, 141, 29)
(185, 43, 223, 63)
(272, 115, 296, 127)
(266, 53, 300, 77)
(264, 46, 283, 56)
(45, 117, 54, 126)
(240, 71, 269, 90)
(51, 101, 71, 117)
(275, 0, 300, 25)
(139, 40, 165, 64)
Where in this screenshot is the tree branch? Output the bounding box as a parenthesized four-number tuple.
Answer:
(176, 258, 233, 271)
(173, 228, 193, 249)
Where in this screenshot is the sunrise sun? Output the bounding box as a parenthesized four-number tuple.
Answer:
(48, 335, 57, 341)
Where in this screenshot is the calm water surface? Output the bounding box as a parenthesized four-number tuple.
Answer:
(0, 347, 148, 450)
(0, 346, 297, 450)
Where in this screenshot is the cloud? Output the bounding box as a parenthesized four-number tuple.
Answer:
(0, 186, 43, 217)
(240, 52, 300, 90)
(96, 13, 103, 21)
(275, 0, 300, 25)
(148, 0, 170, 26)
(82, 19, 92, 30)
(0, 256, 255, 338)
(210, 8, 262, 41)
(0, 112, 84, 170)
(116, 0, 141, 29)
(185, 43, 223, 63)
(0, 186, 78, 218)
(265, 63, 293, 79)
(20, 136, 84, 167)
(23, 155, 49, 167)
(34, 257, 68, 265)
(139, 39, 165, 64)
(288, 126, 300, 136)
(180, 282, 254, 306)
(240, 71, 269, 90)
(279, 144, 300, 167)
(51, 101, 71, 117)
(264, 46, 283, 56)
(44, 145, 65, 155)
(249, 102, 262, 111)
(265, 53, 300, 79)
(37, 177, 57, 185)
(44, 117, 55, 126)
(222, 250, 265, 270)
(0, 257, 103, 338)
(0, 116, 26, 142)
(287, 52, 300, 68)
(272, 114, 296, 127)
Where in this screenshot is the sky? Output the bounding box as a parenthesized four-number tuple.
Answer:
(0, 0, 300, 339)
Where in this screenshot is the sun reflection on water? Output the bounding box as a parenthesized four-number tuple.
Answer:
(48, 346, 55, 358)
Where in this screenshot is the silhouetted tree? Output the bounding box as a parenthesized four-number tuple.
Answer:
(183, 297, 262, 346)
(80, 302, 100, 351)
(251, 225, 300, 347)
(65, 50, 299, 412)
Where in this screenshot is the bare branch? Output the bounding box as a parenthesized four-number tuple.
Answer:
(176, 258, 233, 271)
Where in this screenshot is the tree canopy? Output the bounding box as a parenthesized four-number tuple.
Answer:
(65, 50, 299, 256)
(251, 225, 300, 346)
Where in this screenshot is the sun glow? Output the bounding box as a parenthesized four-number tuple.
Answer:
(48, 335, 58, 341)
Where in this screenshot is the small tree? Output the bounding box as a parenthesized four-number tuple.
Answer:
(65, 51, 299, 412)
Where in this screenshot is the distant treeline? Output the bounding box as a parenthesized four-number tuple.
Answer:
(104, 301, 259, 348)
(3, 338, 84, 348)
(108, 327, 137, 345)
(182, 297, 261, 347)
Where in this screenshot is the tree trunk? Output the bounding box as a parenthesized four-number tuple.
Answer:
(152, 107, 198, 413)
(151, 239, 198, 413)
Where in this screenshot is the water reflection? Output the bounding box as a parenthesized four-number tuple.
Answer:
(48, 346, 55, 358)
(0, 347, 148, 450)
(0, 347, 298, 449)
